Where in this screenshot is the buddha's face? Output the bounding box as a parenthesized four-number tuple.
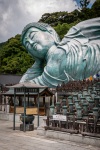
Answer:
(23, 27, 55, 59)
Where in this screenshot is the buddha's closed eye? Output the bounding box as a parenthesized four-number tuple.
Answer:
(29, 32, 37, 40)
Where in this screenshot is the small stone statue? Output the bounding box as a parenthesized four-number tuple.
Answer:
(20, 18, 100, 87)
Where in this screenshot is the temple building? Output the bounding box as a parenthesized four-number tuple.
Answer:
(0, 74, 54, 115)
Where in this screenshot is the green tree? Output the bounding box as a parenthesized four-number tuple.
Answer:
(80, 0, 90, 9)
(91, 0, 100, 17)
(0, 34, 34, 75)
(54, 21, 79, 40)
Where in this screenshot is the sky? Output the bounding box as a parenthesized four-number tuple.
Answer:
(0, 0, 96, 43)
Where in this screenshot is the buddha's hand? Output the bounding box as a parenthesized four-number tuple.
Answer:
(19, 74, 30, 83)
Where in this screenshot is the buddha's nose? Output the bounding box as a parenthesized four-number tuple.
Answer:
(29, 39, 33, 44)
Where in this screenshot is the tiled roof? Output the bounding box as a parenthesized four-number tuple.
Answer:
(0, 74, 22, 85)
(3, 87, 53, 96)
(6, 82, 47, 88)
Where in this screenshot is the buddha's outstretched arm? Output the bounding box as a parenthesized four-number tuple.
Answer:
(28, 50, 70, 87)
(29, 67, 69, 87)
(19, 59, 44, 83)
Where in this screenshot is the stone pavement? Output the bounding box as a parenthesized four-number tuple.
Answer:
(0, 120, 99, 150)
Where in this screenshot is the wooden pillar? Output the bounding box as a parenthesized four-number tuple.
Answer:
(23, 88, 26, 132)
(28, 93, 29, 107)
(50, 96, 52, 105)
(13, 89, 16, 130)
(37, 92, 40, 127)
(43, 96, 45, 106)
(19, 96, 22, 106)
(34, 96, 37, 106)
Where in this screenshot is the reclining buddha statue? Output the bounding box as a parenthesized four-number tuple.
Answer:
(20, 17, 100, 88)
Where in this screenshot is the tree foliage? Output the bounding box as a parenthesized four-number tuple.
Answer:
(0, 34, 34, 75)
(80, 0, 90, 9)
(39, 10, 81, 26)
(54, 21, 79, 40)
(39, 0, 99, 25)
(91, 0, 100, 18)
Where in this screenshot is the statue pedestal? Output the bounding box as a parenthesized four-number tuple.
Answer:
(20, 124, 34, 131)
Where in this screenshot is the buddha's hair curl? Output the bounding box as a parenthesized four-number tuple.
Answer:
(21, 22, 60, 44)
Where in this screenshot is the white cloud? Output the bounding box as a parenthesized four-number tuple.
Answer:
(0, 0, 78, 43)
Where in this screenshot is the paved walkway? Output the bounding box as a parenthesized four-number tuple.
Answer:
(0, 120, 99, 150)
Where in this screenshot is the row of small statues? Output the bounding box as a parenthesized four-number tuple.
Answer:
(48, 79, 100, 134)
(56, 78, 100, 92)
(50, 95, 100, 120)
